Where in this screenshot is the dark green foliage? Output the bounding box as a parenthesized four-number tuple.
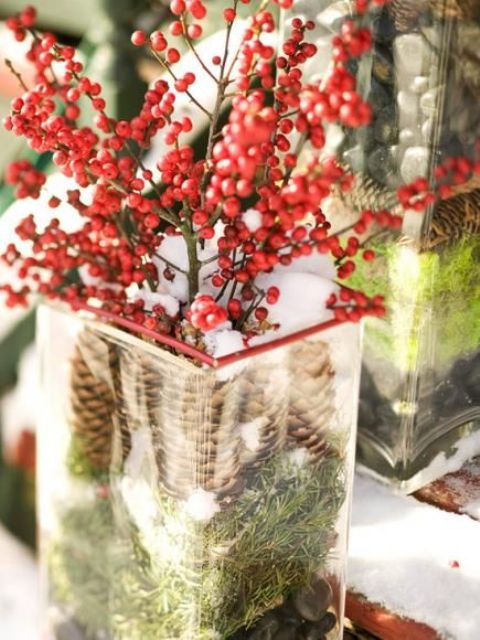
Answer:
(49, 451, 346, 639)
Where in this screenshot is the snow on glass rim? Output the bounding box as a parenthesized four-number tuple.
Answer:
(51, 299, 363, 369)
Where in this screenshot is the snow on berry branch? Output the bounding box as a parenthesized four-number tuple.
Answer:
(0, 0, 476, 352)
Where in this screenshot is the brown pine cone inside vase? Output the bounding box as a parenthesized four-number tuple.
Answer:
(237, 360, 289, 468)
(336, 172, 398, 216)
(422, 188, 480, 250)
(70, 331, 121, 470)
(429, 0, 480, 21)
(153, 357, 245, 503)
(287, 340, 336, 465)
(390, 0, 479, 29)
(114, 345, 158, 449)
(389, 0, 430, 32)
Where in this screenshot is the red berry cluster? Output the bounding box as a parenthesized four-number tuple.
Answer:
(0, 0, 454, 340)
(4, 159, 46, 199)
(332, 20, 372, 62)
(355, 0, 390, 13)
(5, 4, 36, 40)
(396, 152, 480, 211)
(188, 295, 228, 331)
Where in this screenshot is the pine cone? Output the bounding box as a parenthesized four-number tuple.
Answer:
(115, 348, 245, 503)
(336, 172, 398, 214)
(430, 0, 480, 21)
(423, 188, 480, 250)
(390, 0, 479, 31)
(114, 346, 155, 439)
(237, 362, 289, 468)
(155, 363, 244, 502)
(70, 331, 125, 469)
(389, 0, 430, 32)
(287, 341, 336, 465)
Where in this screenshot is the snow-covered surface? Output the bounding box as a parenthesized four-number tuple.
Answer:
(0, 524, 39, 640)
(463, 497, 480, 520)
(349, 474, 480, 640)
(407, 429, 480, 493)
(423, 456, 480, 522)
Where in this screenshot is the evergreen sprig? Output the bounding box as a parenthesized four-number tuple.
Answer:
(49, 450, 346, 639)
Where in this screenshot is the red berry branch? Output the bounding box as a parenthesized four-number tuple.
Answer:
(1, 0, 475, 343)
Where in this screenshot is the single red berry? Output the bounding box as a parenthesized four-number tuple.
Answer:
(224, 8, 236, 22)
(131, 30, 146, 46)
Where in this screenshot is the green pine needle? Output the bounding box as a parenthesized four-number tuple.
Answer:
(49, 449, 346, 640)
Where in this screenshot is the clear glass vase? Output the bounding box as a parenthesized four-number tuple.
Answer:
(37, 304, 361, 640)
(320, 0, 480, 490)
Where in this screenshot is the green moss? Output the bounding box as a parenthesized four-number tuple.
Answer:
(349, 239, 393, 299)
(422, 239, 480, 364)
(65, 434, 109, 483)
(49, 451, 346, 639)
(352, 237, 480, 369)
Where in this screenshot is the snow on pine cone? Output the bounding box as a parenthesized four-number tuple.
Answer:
(70, 331, 130, 469)
(287, 340, 336, 465)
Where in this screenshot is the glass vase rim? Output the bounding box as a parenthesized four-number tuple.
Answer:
(42, 300, 361, 370)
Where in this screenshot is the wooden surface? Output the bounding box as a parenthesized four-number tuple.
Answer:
(346, 593, 440, 640)
(414, 457, 480, 519)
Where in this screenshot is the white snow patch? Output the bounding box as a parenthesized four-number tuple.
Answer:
(126, 285, 180, 317)
(288, 447, 309, 468)
(348, 474, 480, 640)
(426, 457, 480, 522)
(463, 497, 480, 521)
(156, 235, 189, 272)
(274, 252, 337, 281)
(77, 265, 123, 294)
(0, 173, 89, 255)
(205, 328, 247, 380)
(242, 208, 263, 232)
(121, 477, 159, 531)
(207, 329, 244, 359)
(153, 235, 190, 302)
(240, 418, 266, 452)
(255, 271, 338, 334)
(153, 235, 221, 303)
(183, 488, 220, 522)
(407, 429, 480, 491)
